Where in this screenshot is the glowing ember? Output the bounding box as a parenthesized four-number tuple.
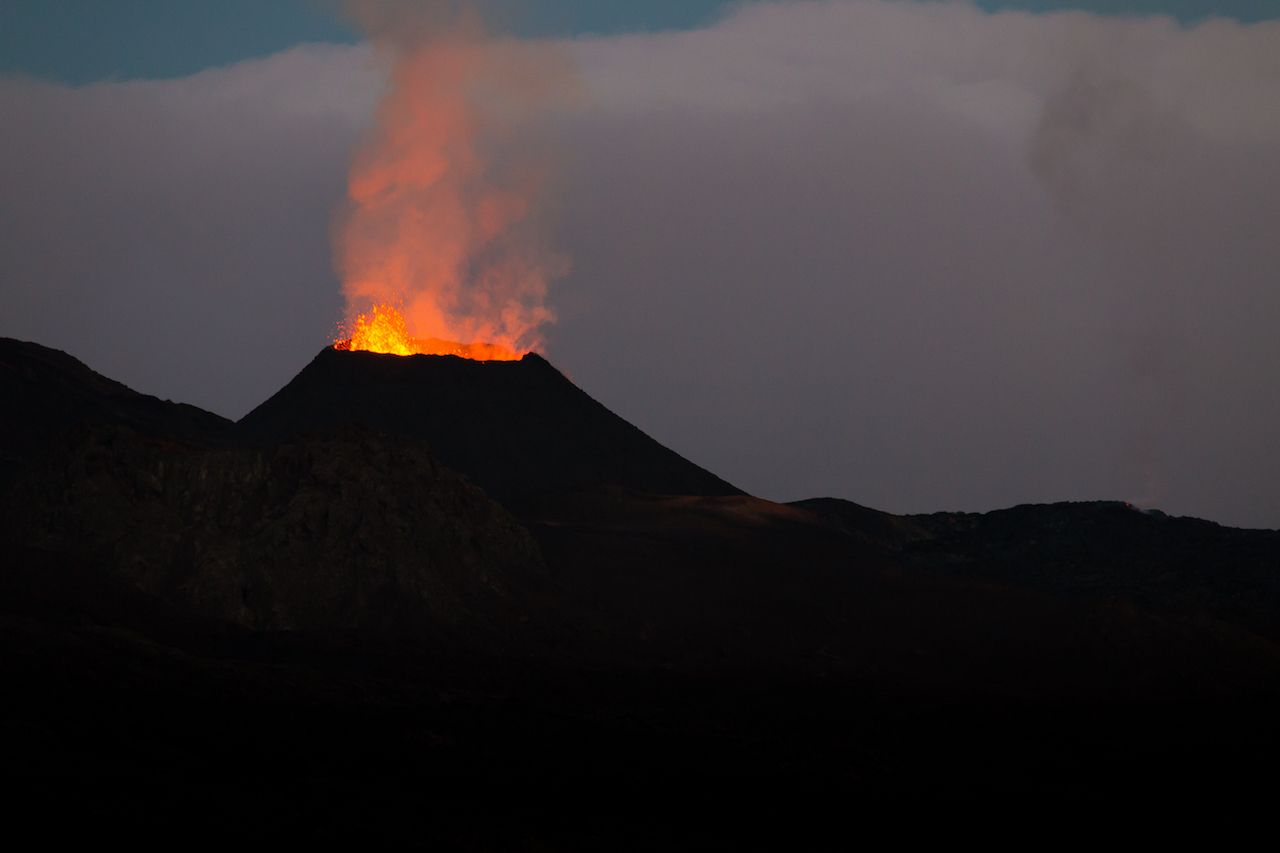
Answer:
(334, 304, 522, 361)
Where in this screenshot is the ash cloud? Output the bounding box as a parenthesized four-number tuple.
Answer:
(2, 1, 1279, 527)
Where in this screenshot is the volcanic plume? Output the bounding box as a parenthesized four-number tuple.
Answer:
(334, 4, 571, 359)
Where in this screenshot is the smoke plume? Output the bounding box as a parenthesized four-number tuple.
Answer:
(335, 2, 571, 353)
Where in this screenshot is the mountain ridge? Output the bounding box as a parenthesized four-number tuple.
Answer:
(0, 337, 233, 484)
(5, 335, 1280, 808)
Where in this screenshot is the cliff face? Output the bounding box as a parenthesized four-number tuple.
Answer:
(2, 424, 550, 647)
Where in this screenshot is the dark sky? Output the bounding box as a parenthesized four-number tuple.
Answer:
(2, 1, 1279, 528)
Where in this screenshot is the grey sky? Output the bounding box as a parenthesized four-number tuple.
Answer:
(2, 1, 1278, 527)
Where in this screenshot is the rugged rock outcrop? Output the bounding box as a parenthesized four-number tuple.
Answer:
(2, 424, 550, 646)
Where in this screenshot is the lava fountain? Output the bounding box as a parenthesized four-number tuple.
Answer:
(334, 303, 521, 361)
(332, 5, 571, 360)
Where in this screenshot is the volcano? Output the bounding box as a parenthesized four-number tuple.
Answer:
(237, 346, 742, 507)
(5, 335, 1280, 827)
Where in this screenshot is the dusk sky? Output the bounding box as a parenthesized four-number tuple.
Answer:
(3, 0, 1278, 528)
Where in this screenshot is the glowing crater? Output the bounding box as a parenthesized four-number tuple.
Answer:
(334, 304, 523, 361)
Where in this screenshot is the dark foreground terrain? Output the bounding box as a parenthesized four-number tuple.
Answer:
(3, 337, 1279, 840)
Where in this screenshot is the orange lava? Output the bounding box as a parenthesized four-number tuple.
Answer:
(334, 304, 522, 361)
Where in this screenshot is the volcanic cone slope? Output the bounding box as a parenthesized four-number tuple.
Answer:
(236, 348, 742, 506)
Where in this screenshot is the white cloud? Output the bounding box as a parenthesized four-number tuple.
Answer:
(551, 1, 1280, 527)
(0, 44, 382, 413)
(2, 1, 1278, 526)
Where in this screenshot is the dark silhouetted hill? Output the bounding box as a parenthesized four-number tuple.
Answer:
(796, 497, 1280, 642)
(0, 337, 232, 485)
(236, 347, 742, 506)
(0, 336, 559, 652)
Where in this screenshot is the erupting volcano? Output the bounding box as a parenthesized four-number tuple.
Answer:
(334, 303, 522, 361)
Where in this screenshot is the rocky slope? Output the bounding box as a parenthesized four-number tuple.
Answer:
(2, 424, 551, 648)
